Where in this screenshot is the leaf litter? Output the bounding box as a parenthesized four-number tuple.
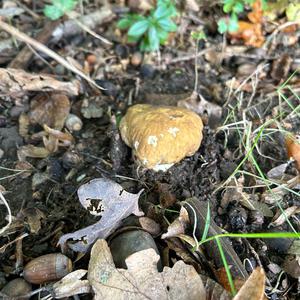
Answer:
(58, 178, 144, 252)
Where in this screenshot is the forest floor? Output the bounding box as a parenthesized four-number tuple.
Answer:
(0, 1, 300, 299)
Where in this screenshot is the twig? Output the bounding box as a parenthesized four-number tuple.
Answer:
(9, 20, 60, 69)
(0, 19, 103, 90)
(0, 191, 12, 236)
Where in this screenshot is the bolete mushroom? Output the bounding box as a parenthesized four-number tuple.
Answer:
(120, 104, 203, 171)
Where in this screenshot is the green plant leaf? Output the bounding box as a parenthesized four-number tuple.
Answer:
(218, 18, 228, 33)
(228, 14, 239, 33)
(140, 39, 151, 51)
(44, 5, 64, 20)
(233, 2, 244, 14)
(157, 18, 177, 32)
(127, 35, 140, 43)
(128, 20, 150, 37)
(52, 0, 77, 12)
(157, 29, 168, 43)
(223, 0, 235, 13)
(117, 17, 133, 30)
(148, 26, 160, 51)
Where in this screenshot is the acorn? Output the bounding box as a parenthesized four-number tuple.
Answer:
(23, 253, 72, 284)
(65, 113, 83, 132)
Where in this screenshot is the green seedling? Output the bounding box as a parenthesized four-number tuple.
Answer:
(44, 0, 78, 20)
(218, 0, 267, 33)
(117, 0, 177, 52)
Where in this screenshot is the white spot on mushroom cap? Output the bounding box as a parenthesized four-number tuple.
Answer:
(168, 127, 180, 137)
(153, 163, 174, 172)
(148, 135, 158, 147)
(134, 141, 139, 150)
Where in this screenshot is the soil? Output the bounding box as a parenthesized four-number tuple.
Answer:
(0, 1, 300, 299)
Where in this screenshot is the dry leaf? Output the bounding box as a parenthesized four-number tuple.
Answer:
(161, 206, 190, 239)
(247, 0, 263, 24)
(29, 94, 71, 130)
(88, 239, 206, 300)
(52, 269, 91, 299)
(233, 267, 265, 300)
(18, 208, 46, 234)
(138, 217, 161, 235)
(270, 206, 300, 227)
(285, 134, 300, 170)
(58, 178, 144, 252)
(201, 275, 232, 300)
(0, 68, 79, 97)
(282, 255, 300, 278)
(17, 145, 50, 161)
(178, 92, 222, 128)
(230, 22, 264, 48)
(229, 1, 264, 47)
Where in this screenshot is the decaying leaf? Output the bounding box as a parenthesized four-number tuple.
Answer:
(269, 206, 300, 227)
(0, 68, 79, 98)
(88, 239, 206, 300)
(222, 179, 273, 218)
(233, 267, 265, 300)
(17, 145, 50, 161)
(138, 217, 161, 235)
(270, 53, 292, 82)
(267, 162, 289, 179)
(52, 269, 91, 299)
(282, 255, 300, 278)
(161, 206, 190, 239)
(178, 92, 222, 128)
(17, 207, 46, 234)
(29, 94, 71, 130)
(58, 178, 144, 252)
(263, 175, 300, 204)
(200, 275, 232, 300)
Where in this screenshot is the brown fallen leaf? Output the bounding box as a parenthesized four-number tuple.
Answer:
(233, 267, 266, 300)
(52, 269, 91, 298)
(229, 0, 264, 47)
(285, 134, 300, 170)
(229, 21, 264, 48)
(0, 68, 79, 97)
(270, 206, 300, 227)
(17, 145, 50, 161)
(29, 93, 71, 130)
(88, 239, 206, 300)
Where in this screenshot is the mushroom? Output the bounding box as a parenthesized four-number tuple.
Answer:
(120, 104, 203, 171)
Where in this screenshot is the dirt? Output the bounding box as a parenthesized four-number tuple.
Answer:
(1, 2, 300, 299)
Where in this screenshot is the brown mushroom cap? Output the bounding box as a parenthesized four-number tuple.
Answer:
(120, 104, 203, 171)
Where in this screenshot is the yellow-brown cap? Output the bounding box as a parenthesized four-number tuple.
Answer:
(120, 104, 203, 171)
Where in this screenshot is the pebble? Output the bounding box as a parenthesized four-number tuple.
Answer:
(140, 64, 155, 78)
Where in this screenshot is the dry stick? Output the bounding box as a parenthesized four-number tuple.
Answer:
(0, 19, 103, 90)
(9, 19, 61, 69)
(0, 191, 12, 236)
(66, 12, 112, 45)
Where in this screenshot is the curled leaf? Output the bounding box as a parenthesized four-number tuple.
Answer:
(58, 178, 144, 252)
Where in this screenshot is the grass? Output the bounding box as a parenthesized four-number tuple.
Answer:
(191, 69, 300, 296)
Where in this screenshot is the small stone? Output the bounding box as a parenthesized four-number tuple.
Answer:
(114, 44, 129, 59)
(131, 52, 143, 66)
(140, 64, 156, 79)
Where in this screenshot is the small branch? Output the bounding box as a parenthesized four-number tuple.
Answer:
(0, 19, 102, 90)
